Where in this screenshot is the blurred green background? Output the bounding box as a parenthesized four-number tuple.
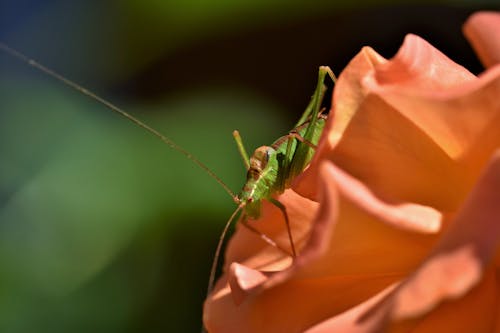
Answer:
(0, 1, 497, 332)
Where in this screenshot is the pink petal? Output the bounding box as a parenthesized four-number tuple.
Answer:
(463, 11, 500, 68)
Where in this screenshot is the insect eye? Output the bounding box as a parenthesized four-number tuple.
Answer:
(265, 147, 275, 161)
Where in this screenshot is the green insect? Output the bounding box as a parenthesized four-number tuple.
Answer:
(0, 42, 335, 312)
(204, 66, 335, 299)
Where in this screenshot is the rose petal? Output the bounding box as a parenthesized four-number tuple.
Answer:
(228, 263, 269, 305)
(297, 34, 475, 203)
(203, 162, 342, 333)
(305, 149, 500, 333)
(224, 162, 341, 304)
(304, 283, 399, 333)
(225, 189, 319, 271)
(294, 45, 385, 200)
(397, 270, 498, 333)
(205, 25, 500, 333)
(379, 149, 500, 328)
(393, 151, 500, 327)
(373, 34, 475, 90)
(296, 162, 439, 283)
(319, 162, 442, 234)
(298, 34, 500, 212)
(495, 272, 500, 333)
(305, 271, 497, 333)
(463, 11, 500, 68)
(205, 158, 449, 332)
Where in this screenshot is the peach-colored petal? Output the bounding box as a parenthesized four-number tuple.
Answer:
(205, 17, 500, 333)
(319, 162, 442, 234)
(464, 11, 500, 68)
(228, 263, 269, 305)
(304, 149, 500, 333)
(224, 188, 319, 271)
(402, 270, 498, 333)
(495, 271, 500, 333)
(305, 271, 497, 333)
(373, 34, 475, 90)
(298, 34, 500, 212)
(385, 150, 500, 327)
(220, 165, 340, 305)
(379, 149, 500, 329)
(204, 160, 447, 332)
(204, 161, 342, 333)
(294, 46, 385, 200)
(295, 162, 439, 284)
(297, 34, 475, 203)
(304, 283, 399, 333)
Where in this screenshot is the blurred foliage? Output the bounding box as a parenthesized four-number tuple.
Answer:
(0, 0, 497, 332)
(0, 73, 285, 332)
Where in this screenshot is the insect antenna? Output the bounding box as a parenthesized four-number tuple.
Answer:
(206, 203, 245, 298)
(0, 42, 238, 201)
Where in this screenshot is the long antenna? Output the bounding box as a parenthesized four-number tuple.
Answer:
(0, 42, 238, 201)
(206, 203, 244, 297)
(202, 203, 244, 333)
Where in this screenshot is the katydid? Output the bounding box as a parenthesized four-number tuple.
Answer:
(0, 42, 335, 308)
(204, 66, 335, 300)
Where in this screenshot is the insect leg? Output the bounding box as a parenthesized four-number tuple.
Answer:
(294, 66, 336, 127)
(240, 218, 294, 257)
(269, 198, 297, 258)
(233, 130, 250, 170)
(285, 67, 334, 181)
(287, 130, 317, 149)
(271, 111, 326, 149)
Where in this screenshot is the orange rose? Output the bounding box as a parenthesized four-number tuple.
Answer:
(204, 11, 500, 333)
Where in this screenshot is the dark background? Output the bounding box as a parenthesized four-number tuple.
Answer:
(0, 1, 497, 332)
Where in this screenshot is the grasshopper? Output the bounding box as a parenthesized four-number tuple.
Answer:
(216, 66, 335, 270)
(0, 42, 335, 311)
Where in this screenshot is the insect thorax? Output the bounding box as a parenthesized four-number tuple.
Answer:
(238, 146, 280, 219)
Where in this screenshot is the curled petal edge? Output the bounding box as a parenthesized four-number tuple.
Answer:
(227, 161, 341, 303)
(228, 161, 443, 305)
